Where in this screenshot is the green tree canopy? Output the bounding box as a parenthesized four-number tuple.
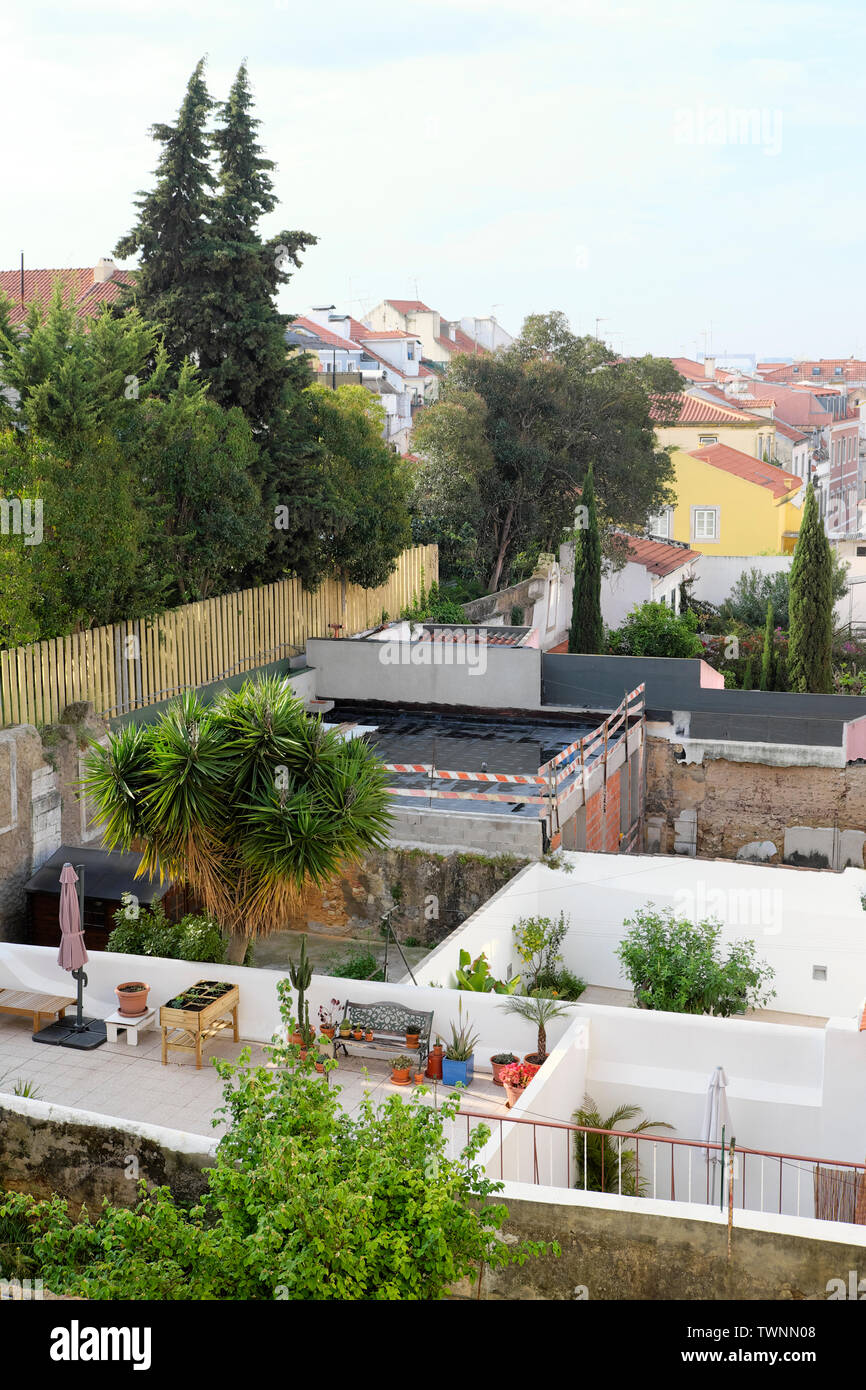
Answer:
(411, 310, 679, 591)
(306, 384, 412, 589)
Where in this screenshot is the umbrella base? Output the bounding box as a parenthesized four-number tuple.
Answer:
(33, 1017, 107, 1049)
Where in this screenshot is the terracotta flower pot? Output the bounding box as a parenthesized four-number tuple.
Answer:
(523, 1052, 546, 1067)
(491, 1057, 518, 1087)
(353, 1027, 363, 1040)
(503, 1082, 527, 1109)
(365, 1029, 374, 1042)
(320, 1027, 335, 1040)
(426, 1044, 444, 1081)
(391, 1067, 410, 1084)
(315, 1061, 325, 1073)
(414, 1071, 425, 1084)
(406, 1031, 420, 1049)
(290, 1030, 304, 1046)
(115, 982, 150, 1017)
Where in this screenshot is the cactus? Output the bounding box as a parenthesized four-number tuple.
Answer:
(289, 936, 314, 1045)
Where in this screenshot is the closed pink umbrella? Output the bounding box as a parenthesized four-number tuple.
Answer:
(57, 863, 87, 972)
(33, 861, 106, 1050)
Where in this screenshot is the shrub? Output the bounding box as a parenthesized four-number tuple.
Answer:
(106, 900, 244, 964)
(531, 967, 586, 1001)
(616, 904, 775, 1016)
(328, 950, 384, 981)
(512, 912, 569, 992)
(607, 602, 703, 659)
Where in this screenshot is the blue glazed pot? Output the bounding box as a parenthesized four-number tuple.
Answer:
(442, 1057, 474, 1087)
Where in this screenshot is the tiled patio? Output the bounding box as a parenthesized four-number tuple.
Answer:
(0, 1015, 511, 1140)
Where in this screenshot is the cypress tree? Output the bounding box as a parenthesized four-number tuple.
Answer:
(741, 657, 753, 690)
(568, 462, 603, 653)
(774, 642, 789, 692)
(788, 481, 834, 693)
(759, 599, 774, 691)
(114, 59, 215, 370)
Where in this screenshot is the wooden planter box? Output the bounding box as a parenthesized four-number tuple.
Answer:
(160, 980, 239, 1069)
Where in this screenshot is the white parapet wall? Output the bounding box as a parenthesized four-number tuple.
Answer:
(415, 850, 866, 1020)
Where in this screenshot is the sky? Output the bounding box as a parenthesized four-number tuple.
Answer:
(3, 0, 866, 359)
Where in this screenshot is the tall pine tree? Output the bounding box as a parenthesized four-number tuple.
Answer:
(114, 60, 333, 586)
(788, 481, 834, 693)
(568, 462, 603, 653)
(114, 59, 215, 369)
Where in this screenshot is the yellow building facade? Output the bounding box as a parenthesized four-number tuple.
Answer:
(653, 392, 776, 461)
(655, 446, 803, 555)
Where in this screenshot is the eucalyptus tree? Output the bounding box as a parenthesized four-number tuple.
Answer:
(82, 678, 392, 962)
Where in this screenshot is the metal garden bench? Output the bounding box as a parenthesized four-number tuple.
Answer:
(336, 1000, 434, 1065)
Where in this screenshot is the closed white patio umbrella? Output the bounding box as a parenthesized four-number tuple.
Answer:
(701, 1065, 732, 1192)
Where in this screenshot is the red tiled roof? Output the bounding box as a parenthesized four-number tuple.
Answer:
(359, 328, 419, 340)
(670, 356, 712, 380)
(652, 392, 758, 425)
(773, 420, 807, 442)
(625, 536, 700, 577)
(0, 264, 134, 326)
(386, 299, 432, 314)
(291, 315, 360, 350)
(688, 443, 803, 499)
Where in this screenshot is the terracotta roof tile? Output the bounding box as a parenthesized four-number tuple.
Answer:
(386, 299, 432, 314)
(688, 442, 803, 499)
(0, 265, 133, 326)
(625, 535, 700, 576)
(652, 392, 758, 425)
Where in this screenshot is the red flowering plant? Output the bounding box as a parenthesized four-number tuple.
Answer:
(499, 1061, 540, 1090)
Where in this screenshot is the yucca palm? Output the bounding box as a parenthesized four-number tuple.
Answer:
(572, 1096, 674, 1196)
(82, 677, 392, 961)
(500, 992, 570, 1059)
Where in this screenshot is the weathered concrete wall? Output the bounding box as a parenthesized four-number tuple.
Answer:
(0, 1097, 214, 1209)
(0, 726, 59, 940)
(0, 705, 109, 941)
(307, 636, 543, 711)
(459, 1188, 866, 1300)
(647, 734, 866, 863)
(388, 806, 544, 858)
(285, 845, 527, 943)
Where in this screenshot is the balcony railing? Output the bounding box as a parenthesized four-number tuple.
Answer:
(453, 1108, 866, 1224)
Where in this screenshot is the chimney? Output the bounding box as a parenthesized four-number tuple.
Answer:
(704, 355, 716, 379)
(449, 323, 456, 342)
(93, 257, 116, 284)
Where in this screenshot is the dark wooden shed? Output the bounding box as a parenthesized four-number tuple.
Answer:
(24, 846, 174, 952)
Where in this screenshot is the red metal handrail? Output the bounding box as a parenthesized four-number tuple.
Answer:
(451, 1106, 866, 1219)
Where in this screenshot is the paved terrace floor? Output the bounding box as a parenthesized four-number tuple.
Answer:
(0, 1017, 511, 1141)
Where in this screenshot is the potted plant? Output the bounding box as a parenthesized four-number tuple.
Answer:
(442, 1002, 480, 1088)
(426, 1036, 444, 1081)
(490, 1051, 519, 1087)
(500, 993, 570, 1065)
(339, 1016, 352, 1038)
(318, 999, 341, 1039)
(365, 1026, 374, 1042)
(353, 1020, 364, 1041)
(413, 1068, 425, 1084)
(115, 981, 150, 1017)
(405, 1020, 421, 1048)
(500, 1060, 540, 1109)
(390, 1055, 412, 1084)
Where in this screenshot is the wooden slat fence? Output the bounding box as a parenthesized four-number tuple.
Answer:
(0, 545, 437, 726)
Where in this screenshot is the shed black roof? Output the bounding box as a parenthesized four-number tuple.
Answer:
(24, 846, 168, 902)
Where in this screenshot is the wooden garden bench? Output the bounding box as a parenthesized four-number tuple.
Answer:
(0, 989, 76, 1034)
(336, 1000, 434, 1065)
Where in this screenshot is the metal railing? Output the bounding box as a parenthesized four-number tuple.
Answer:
(454, 1108, 866, 1223)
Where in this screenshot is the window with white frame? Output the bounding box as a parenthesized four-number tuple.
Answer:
(692, 506, 719, 541)
(698, 435, 718, 446)
(647, 506, 673, 538)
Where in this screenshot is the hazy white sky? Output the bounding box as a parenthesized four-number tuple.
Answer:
(3, 0, 865, 358)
